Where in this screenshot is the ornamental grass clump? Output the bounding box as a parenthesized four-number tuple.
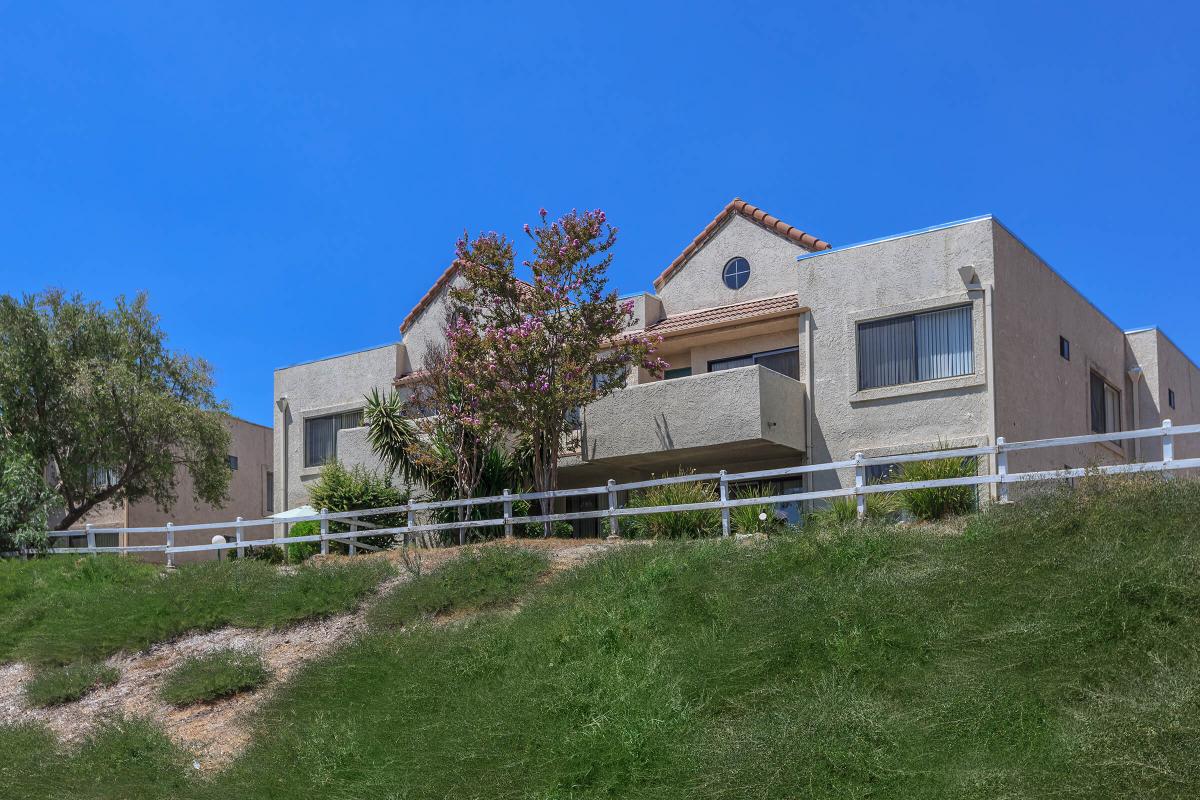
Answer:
(890, 455, 978, 520)
(159, 649, 269, 707)
(728, 484, 786, 536)
(622, 475, 720, 539)
(24, 662, 119, 707)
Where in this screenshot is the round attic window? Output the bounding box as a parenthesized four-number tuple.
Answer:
(722, 257, 750, 290)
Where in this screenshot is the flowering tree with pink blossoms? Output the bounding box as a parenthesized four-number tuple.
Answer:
(447, 208, 667, 533)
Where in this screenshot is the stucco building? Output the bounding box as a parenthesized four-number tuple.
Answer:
(273, 199, 1199, 527)
(62, 415, 274, 561)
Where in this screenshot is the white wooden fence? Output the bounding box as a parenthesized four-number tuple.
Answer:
(27, 420, 1200, 564)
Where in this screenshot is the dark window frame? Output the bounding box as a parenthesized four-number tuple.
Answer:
(1089, 371, 1121, 435)
(855, 304, 974, 391)
(1059, 336, 1070, 361)
(226, 454, 239, 471)
(721, 257, 751, 290)
(1169, 388, 1176, 410)
(304, 409, 364, 468)
(708, 346, 800, 381)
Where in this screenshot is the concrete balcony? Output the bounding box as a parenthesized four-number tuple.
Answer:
(579, 365, 806, 473)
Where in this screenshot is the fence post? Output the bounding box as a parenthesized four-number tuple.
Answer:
(996, 437, 1009, 503)
(349, 520, 358, 556)
(235, 516, 245, 559)
(86, 523, 95, 554)
(320, 508, 329, 556)
(719, 470, 730, 537)
(405, 507, 414, 548)
(1163, 419, 1174, 479)
(607, 479, 618, 539)
(458, 501, 467, 546)
(166, 522, 175, 568)
(503, 490, 513, 539)
(854, 453, 866, 521)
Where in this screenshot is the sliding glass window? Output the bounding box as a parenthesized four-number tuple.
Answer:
(857, 305, 973, 391)
(304, 409, 364, 467)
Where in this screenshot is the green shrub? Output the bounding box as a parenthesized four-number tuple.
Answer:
(890, 455, 978, 520)
(287, 520, 320, 563)
(622, 475, 720, 539)
(369, 546, 548, 629)
(308, 462, 407, 550)
(244, 543, 286, 564)
(24, 662, 119, 707)
(159, 649, 270, 706)
(729, 483, 786, 536)
(810, 493, 899, 526)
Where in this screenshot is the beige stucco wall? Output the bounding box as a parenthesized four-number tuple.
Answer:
(797, 218, 996, 492)
(654, 325, 799, 378)
(584, 364, 805, 465)
(1125, 328, 1200, 462)
(273, 344, 400, 514)
(991, 223, 1133, 475)
(127, 416, 273, 563)
(398, 274, 462, 374)
(656, 214, 816, 314)
(66, 416, 273, 563)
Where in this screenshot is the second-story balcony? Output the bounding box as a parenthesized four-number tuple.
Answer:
(578, 364, 806, 473)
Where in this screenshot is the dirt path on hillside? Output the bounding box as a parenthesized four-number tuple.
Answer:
(0, 539, 614, 769)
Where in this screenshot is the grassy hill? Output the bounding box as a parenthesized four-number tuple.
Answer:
(4, 478, 1200, 798)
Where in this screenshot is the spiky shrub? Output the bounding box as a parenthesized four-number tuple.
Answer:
(159, 649, 269, 707)
(729, 484, 785, 536)
(891, 456, 978, 520)
(24, 662, 119, 707)
(623, 476, 720, 539)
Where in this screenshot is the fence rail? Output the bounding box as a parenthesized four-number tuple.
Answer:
(21, 420, 1200, 562)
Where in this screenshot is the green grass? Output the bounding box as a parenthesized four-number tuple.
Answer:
(367, 545, 549, 629)
(4, 478, 1200, 798)
(0, 556, 391, 666)
(160, 650, 270, 706)
(23, 662, 120, 707)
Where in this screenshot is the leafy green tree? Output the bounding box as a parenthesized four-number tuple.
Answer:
(0, 435, 59, 550)
(0, 289, 231, 530)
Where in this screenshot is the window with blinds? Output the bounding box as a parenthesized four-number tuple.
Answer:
(708, 347, 801, 380)
(304, 409, 364, 467)
(856, 305, 974, 391)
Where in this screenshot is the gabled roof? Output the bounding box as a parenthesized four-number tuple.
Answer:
(400, 265, 535, 335)
(653, 198, 830, 291)
(400, 263, 458, 334)
(645, 293, 804, 338)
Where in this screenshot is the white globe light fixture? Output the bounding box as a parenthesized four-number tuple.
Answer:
(212, 534, 227, 562)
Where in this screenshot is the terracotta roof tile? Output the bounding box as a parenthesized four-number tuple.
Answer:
(653, 198, 830, 291)
(645, 293, 803, 338)
(400, 265, 536, 335)
(399, 263, 458, 334)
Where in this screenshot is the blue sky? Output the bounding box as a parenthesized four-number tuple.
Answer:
(2, 2, 1197, 426)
